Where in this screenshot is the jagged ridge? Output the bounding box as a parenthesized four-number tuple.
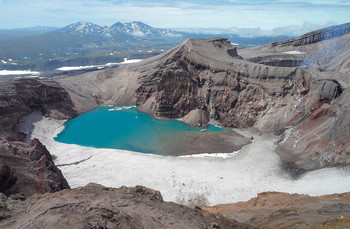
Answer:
(271, 22, 350, 47)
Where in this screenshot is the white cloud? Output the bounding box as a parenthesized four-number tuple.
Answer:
(131, 30, 145, 37)
(165, 32, 183, 37)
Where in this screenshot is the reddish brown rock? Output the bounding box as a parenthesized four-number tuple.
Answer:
(0, 139, 69, 197)
(202, 191, 350, 229)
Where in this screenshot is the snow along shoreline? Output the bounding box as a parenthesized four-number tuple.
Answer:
(25, 111, 350, 206)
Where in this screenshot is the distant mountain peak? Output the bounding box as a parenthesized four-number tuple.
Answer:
(106, 21, 178, 37)
(57, 21, 105, 35)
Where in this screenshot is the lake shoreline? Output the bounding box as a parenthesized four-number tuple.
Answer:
(21, 111, 350, 207)
(54, 106, 251, 156)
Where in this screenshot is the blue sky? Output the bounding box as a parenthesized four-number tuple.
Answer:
(1, 0, 350, 36)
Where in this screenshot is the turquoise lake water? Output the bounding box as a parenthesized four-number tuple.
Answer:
(54, 106, 225, 156)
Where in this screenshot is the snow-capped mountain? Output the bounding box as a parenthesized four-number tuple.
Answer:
(0, 20, 290, 74)
(55, 21, 106, 36)
(53, 21, 181, 39)
(106, 21, 171, 37)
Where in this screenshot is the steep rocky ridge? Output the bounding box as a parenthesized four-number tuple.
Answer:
(271, 22, 350, 47)
(241, 22, 350, 73)
(0, 183, 253, 229)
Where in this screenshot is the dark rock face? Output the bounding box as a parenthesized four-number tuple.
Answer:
(134, 38, 297, 128)
(0, 79, 76, 117)
(0, 139, 69, 197)
(271, 22, 350, 47)
(0, 183, 253, 229)
(318, 79, 343, 103)
(0, 164, 17, 194)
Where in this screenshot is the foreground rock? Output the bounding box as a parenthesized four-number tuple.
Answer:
(0, 183, 253, 229)
(202, 191, 350, 229)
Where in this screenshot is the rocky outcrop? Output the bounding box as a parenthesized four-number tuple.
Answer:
(202, 191, 350, 229)
(0, 183, 253, 229)
(0, 139, 69, 197)
(127, 38, 297, 127)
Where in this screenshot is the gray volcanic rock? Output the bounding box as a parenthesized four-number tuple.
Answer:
(276, 86, 350, 170)
(235, 24, 350, 170)
(0, 183, 253, 229)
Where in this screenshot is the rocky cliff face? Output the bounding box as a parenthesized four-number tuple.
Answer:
(0, 139, 70, 197)
(0, 79, 74, 197)
(0, 79, 77, 141)
(0, 183, 253, 229)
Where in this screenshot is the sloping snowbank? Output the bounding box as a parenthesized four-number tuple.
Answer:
(0, 70, 40, 75)
(283, 50, 306, 55)
(56, 58, 143, 71)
